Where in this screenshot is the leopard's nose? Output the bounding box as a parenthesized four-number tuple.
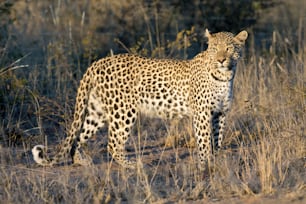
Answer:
(217, 58, 226, 64)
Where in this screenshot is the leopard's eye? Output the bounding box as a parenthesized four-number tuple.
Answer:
(226, 46, 233, 52)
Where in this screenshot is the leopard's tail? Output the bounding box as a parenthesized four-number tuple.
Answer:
(32, 67, 94, 166)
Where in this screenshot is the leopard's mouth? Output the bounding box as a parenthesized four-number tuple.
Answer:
(217, 60, 235, 71)
(218, 64, 231, 71)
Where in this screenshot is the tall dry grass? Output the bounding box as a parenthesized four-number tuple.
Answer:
(0, 0, 305, 203)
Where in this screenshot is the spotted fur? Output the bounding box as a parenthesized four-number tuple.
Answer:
(32, 29, 248, 169)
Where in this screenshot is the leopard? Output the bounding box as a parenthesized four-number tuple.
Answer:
(32, 29, 248, 169)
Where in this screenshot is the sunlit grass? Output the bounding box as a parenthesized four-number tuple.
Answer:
(0, 1, 305, 203)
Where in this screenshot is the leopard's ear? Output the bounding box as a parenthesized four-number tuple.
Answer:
(205, 29, 211, 38)
(234, 30, 248, 44)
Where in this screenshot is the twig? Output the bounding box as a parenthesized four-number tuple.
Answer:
(0, 53, 31, 76)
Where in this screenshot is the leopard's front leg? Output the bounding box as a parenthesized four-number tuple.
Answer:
(193, 111, 213, 170)
(212, 93, 232, 153)
(211, 111, 226, 152)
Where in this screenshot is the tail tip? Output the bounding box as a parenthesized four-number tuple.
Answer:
(32, 145, 50, 166)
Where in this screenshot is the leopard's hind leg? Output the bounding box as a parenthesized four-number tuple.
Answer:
(107, 103, 138, 168)
(72, 89, 107, 166)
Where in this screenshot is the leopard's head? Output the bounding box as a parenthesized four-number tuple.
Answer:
(205, 29, 248, 81)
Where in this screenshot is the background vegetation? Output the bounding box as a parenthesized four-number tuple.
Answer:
(0, 0, 305, 203)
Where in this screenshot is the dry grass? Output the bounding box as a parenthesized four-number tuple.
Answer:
(0, 1, 305, 203)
